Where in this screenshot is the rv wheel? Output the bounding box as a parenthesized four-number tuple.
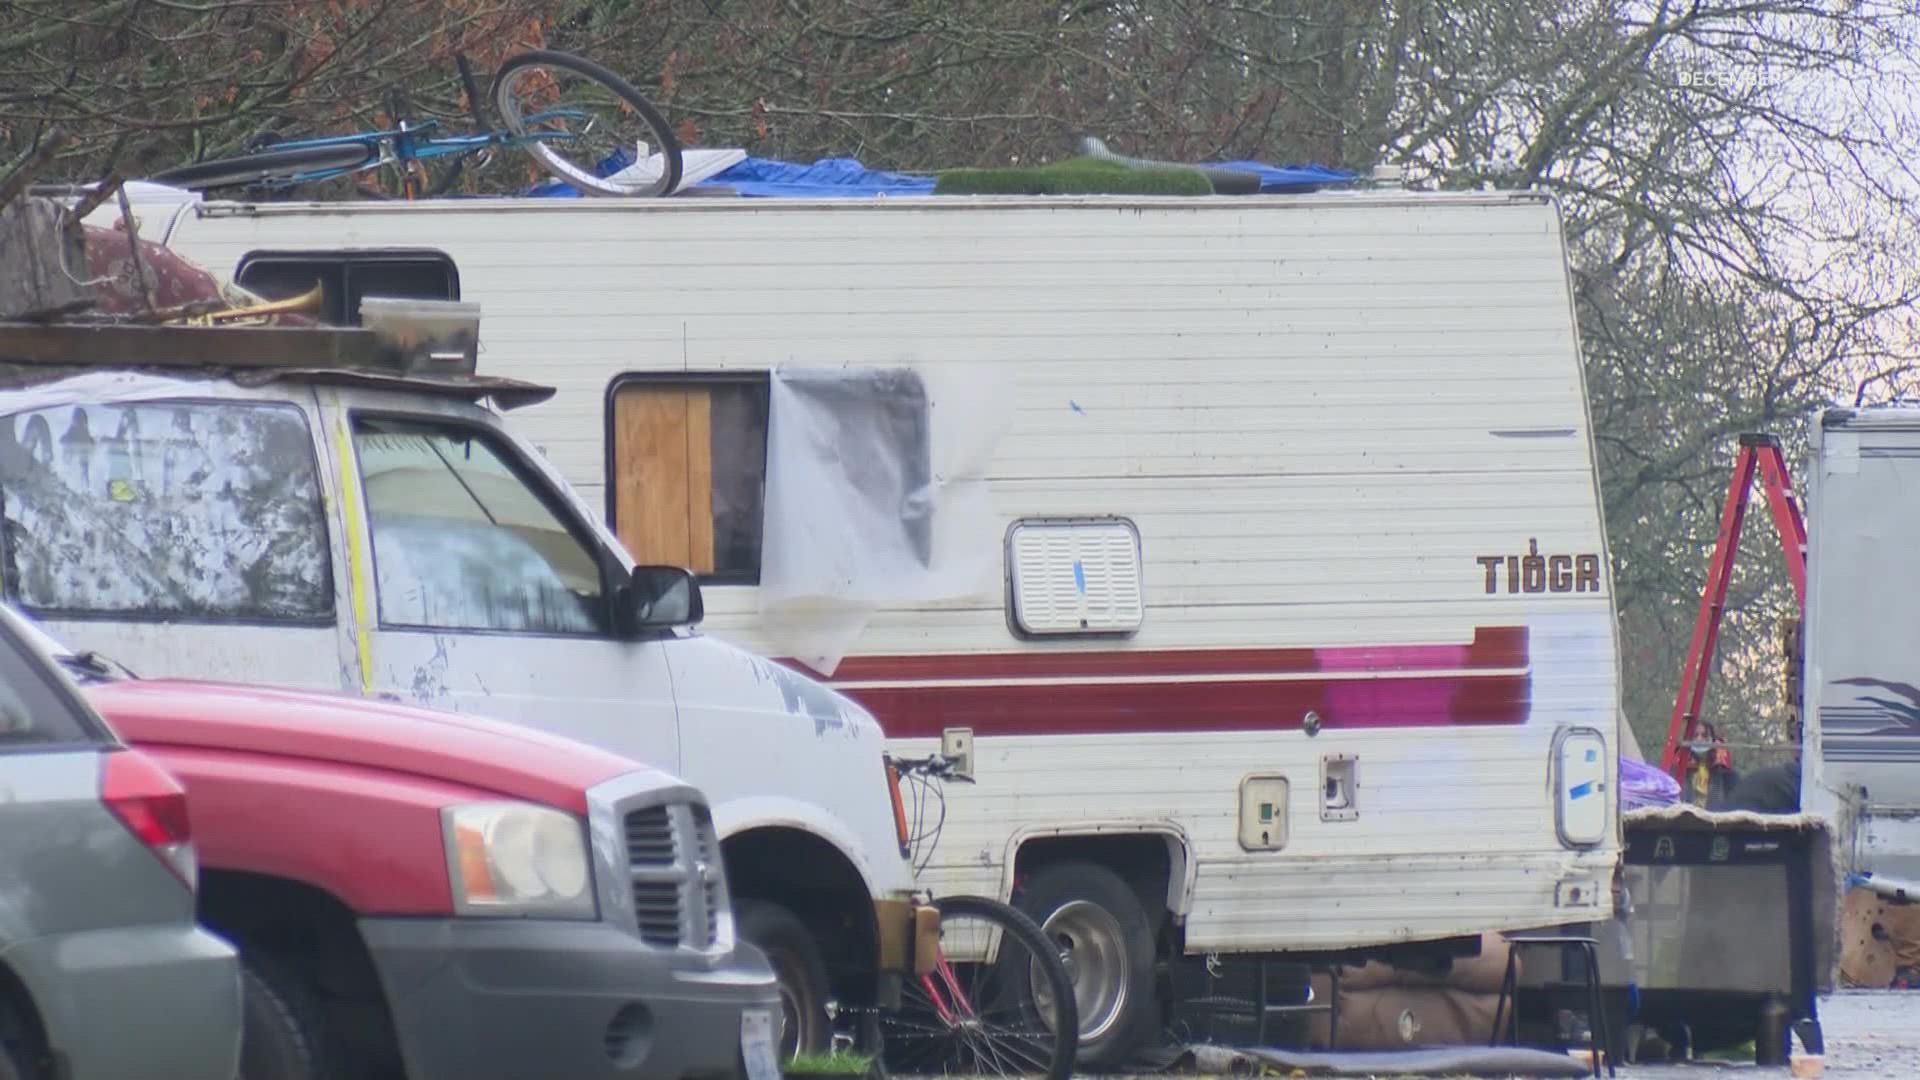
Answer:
(1014, 861, 1157, 1069)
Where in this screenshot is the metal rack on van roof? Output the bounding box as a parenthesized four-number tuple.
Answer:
(0, 166, 553, 410)
(0, 316, 555, 411)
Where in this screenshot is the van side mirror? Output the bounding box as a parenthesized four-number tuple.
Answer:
(616, 566, 704, 634)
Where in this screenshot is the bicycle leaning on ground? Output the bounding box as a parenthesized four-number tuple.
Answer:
(147, 48, 683, 199)
(861, 751, 1079, 1080)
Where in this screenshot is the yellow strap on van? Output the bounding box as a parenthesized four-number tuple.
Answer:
(332, 414, 375, 694)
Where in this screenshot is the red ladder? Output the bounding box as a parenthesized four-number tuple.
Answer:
(1660, 433, 1808, 783)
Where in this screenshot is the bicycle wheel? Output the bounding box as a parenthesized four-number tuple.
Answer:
(489, 49, 683, 198)
(880, 894, 1078, 1080)
(148, 143, 374, 193)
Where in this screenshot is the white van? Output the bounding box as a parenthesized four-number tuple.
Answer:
(126, 186, 1624, 1067)
(0, 321, 920, 1059)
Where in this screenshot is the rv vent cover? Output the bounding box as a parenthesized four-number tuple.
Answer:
(1006, 517, 1144, 637)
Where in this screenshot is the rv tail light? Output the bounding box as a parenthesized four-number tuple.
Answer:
(885, 762, 912, 860)
(101, 747, 198, 890)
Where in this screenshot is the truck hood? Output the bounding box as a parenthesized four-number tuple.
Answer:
(82, 678, 669, 814)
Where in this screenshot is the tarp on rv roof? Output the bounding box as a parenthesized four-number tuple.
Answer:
(524, 155, 930, 199)
(698, 156, 935, 198)
(526, 154, 1356, 199)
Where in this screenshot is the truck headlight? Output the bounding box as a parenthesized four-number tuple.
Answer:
(442, 801, 596, 919)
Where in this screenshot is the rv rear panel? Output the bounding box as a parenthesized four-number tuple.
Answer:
(1805, 405, 1920, 887)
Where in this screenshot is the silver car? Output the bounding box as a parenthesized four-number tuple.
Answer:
(0, 604, 242, 1080)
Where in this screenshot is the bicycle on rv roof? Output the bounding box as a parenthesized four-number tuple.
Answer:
(146, 49, 684, 201)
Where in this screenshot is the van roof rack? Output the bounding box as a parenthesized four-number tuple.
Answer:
(0, 320, 378, 369)
(0, 320, 555, 410)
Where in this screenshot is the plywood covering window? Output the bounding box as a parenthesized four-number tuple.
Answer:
(609, 378, 768, 581)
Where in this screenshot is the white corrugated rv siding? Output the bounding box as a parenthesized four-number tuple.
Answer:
(160, 192, 1622, 951)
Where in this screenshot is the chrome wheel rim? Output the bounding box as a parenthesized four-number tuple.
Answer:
(1031, 899, 1129, 1043)
(771, 962, 805, 1059)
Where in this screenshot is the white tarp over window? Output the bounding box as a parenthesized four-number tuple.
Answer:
(759, 365, 1012, 675)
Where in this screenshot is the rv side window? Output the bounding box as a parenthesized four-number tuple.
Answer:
(608, 371, 937, 585)
(234, 250, 459, 326)
(351, 415, 609, 636)
(607, 377, 770, 582)
(0, 400, 333, 623)
(607, 372, 937, 584)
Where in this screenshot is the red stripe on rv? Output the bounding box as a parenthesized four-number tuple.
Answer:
(776, 627, 1532, 738)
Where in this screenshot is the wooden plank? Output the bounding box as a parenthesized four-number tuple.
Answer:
(614, 385, 698, 568)
(685, 387, 715, 573)
(611, 384, 719, 572)
(0, 322, 384, 369)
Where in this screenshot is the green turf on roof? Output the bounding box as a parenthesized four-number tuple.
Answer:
(933, 156, 1214, 196)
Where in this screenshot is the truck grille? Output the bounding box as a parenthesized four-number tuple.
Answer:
(631, 881, 683, 946)
(693, 804, 721, 944)
(626, 806, 677, 865)
(621, 801, 723, 950)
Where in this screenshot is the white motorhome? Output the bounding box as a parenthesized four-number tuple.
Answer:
(1803, 404, 1920, 898)
(130, 186, 1624, 1065)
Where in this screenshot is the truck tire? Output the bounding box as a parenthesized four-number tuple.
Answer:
(239, 955, 339, 1080)
(1013, 861, 1158, 1069)
(735, 899, 832, 1059)
(0, 1000, 42, 1080)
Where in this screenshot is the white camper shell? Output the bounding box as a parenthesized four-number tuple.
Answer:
(1804, 404, 1920, 898)
(125, 187, 1624, 1065)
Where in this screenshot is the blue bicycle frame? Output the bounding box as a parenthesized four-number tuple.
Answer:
(241, 106, 596, 191)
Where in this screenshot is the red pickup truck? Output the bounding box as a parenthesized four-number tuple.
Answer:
(62, 664, 781, 1079)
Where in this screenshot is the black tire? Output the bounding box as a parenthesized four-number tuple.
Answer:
(1013, 861, 1159, 1069)
(735, 899, 833, 1060)
(0, 999, 42, 1080)
(882, 894, 1078, 1080)
(488, 48, 683, 197)
(148, 143, 374, 193)
(0, 1039, 28, 1080)
(238, 954, 340, 1080)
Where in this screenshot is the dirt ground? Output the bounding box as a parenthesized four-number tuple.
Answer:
(1619, 991, 1915, 1080)
(1065, 990, 1916, 1078)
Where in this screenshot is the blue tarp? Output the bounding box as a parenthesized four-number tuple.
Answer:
(1206, 159, 1358, 192)
(526, 153, 1355, 199)
(699, 156, 935, 198)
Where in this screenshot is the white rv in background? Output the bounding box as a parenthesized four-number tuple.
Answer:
(1803, 405, 1920, 898)
(133, 188, 1624, 1066)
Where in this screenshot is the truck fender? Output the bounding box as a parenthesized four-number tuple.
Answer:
(1000, 820, 1197, 917)
(710, 794, 887, 898)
